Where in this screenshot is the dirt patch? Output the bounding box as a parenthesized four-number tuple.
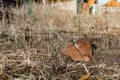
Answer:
(0, 31, 120, 80)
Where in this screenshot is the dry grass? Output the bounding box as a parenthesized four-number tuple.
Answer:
(0, 2, 120, 80)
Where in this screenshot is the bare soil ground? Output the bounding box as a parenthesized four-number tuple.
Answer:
(0, 31, 120, 80)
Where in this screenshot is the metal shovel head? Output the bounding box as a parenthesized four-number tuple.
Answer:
(63, 39, 92, 61)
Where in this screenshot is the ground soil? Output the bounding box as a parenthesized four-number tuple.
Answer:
(0, 31, 120, 80)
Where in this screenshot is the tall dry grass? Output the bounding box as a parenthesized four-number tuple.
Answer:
(0, 2, 120, 80)
(1, 2, 120, 44)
